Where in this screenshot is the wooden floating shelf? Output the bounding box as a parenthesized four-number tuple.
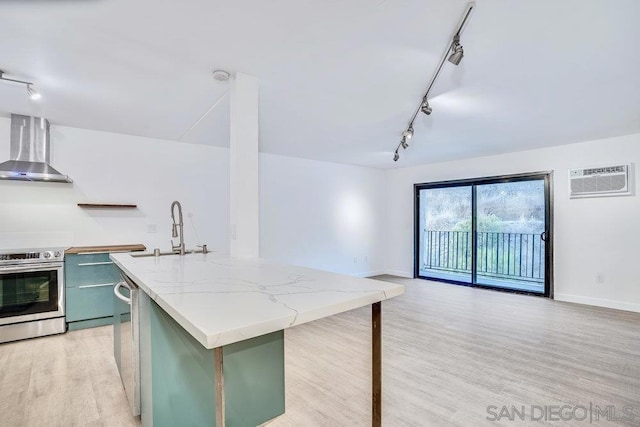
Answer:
(65, 244, 147, 254)
(77, 203, 138, 209)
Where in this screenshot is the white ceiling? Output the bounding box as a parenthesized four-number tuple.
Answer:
(0, 0, 638, 168)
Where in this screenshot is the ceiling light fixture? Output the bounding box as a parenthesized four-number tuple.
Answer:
(27, 84, 41, 100)
(392, 2, 475, 162)
(0, 69, 42, 101)
(420, 99, 432, 115)
(448, 35, 464, 66)
(212, 69, 231, 82)
(402, 126, 414, 140)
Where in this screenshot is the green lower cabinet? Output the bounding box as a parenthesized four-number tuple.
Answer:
(65, 253, 121, 288)
(223, 329, 286, 426)
(66, 284, 115, 322)
(143, 297, 285, 427)
(65, 253, 121, 330)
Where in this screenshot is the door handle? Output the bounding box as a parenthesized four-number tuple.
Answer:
(113, 282, 132, 305)
(0, 263, 63, 273)
(540, 231, 547, 242)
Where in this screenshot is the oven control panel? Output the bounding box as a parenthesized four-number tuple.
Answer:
(0, 252, 39, 261)
(0, 249, 64, 263)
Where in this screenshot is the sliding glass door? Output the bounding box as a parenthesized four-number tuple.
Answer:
(418, 186, 472, 283)
(415, 174, 552, 296)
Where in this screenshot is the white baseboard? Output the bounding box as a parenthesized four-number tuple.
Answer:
(346, 271, 640, 314)
(381, 270, 414, 279)
(554, 293, 640, 313)
(352, 270, 387, 278)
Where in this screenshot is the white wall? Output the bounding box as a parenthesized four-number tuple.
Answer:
(0, 117, 230, 251)
(260, 153, 386, 277)
(7, 116, 637, 313)
(385, 133, 640, 312)
(0, 117, 386, 279)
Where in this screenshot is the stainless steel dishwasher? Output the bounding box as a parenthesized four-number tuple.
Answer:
(113, 274, 140, 417)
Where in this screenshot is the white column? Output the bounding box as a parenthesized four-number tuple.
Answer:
(229, 73, 259, 258)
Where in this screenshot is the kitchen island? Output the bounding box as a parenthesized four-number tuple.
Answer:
(110, 252, 404, 427)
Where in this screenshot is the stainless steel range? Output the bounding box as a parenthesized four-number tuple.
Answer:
(0, 248, 66, 343)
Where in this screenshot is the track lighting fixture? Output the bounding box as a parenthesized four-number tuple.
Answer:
(403, 126, 414, 140)
(0, 69, 42, 101)
(448, 35, 464, 66)
(420, 99, 432, 116)
(27, 85, 41, 100)
(391, 2, 474, 162)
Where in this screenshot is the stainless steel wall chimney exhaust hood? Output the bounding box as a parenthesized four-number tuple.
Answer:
(0, 114, 72, 183)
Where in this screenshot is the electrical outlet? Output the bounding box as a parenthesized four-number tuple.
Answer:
(187, 212, 193, 219)
(353, 257, 358, 264)
(147, 224, 157, 233)
(596, 273, 605, 284)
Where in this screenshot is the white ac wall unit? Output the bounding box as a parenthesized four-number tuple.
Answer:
(569, 164, 633, 198)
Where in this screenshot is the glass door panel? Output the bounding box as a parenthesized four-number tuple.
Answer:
(418, 186, 472, 283)
(475, 180, 546, 293)
(0, 270, 59, 318)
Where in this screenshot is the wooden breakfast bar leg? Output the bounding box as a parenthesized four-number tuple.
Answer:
(372, 302, 382, 427)
(214, 347, 226, 427)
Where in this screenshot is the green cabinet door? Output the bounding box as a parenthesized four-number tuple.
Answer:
(66, 284, 115, 322)
(65, 253, 121, 288)
(65, 253, 123, 330)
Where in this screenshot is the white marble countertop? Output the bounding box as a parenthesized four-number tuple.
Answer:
(110, 252, 404, 349)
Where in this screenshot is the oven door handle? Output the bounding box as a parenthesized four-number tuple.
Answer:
(114, 281, 132, 305)
(0, 263, 64, 274)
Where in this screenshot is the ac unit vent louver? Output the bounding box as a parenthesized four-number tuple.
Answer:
(569, 164, 632, 198)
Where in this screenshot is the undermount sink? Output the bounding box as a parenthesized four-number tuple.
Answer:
(131, 249, 210, 258)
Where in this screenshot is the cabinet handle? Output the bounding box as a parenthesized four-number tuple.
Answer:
(78, 282, 116, 289)
(78, 262, 114, 267)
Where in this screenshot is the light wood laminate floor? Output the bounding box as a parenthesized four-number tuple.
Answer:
(1, 276, 638, 426)
(0, 325, 139, 426)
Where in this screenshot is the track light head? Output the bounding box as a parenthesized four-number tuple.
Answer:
(421, 99, 432, 115)
(448, 35, 464, 65)
(0, 71, 42, 100)
(401, 137, 408, 150)
(27, 85, 41, 100)
(393, 150, 399, 162)
(448, 46, 463, 65)
(402, 126, 414, 140)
